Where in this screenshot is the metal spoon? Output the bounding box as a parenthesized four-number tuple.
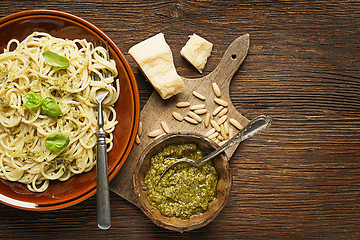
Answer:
(159, 115, 272, 180)
(95, 89, 111, 230)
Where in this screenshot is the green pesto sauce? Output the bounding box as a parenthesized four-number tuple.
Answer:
(144, 143, 219, 220)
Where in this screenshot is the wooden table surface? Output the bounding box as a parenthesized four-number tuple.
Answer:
(0, 1, 359, 239)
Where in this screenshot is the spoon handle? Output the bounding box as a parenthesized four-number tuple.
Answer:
(196, 115, 272, 165)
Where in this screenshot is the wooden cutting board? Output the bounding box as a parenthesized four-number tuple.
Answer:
(110, 34, 250, 206)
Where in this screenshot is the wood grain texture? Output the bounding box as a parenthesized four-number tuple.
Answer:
(0, 0, 359, 239)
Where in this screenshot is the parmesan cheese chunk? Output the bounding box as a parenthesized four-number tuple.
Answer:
(129, 33, 184, 99)
(180, 33, 213, 73)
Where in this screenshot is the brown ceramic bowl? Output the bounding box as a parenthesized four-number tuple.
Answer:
(133, 132, 232, 232)
(0, 10, 140, 210)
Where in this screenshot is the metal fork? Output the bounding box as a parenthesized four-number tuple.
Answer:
(94, 41, 111, 230)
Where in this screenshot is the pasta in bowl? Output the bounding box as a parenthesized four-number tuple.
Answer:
(0, 10, 140, 210)
(0, 32, 119, 193)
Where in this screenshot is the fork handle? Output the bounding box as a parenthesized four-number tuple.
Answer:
(95, 130, 111, 230)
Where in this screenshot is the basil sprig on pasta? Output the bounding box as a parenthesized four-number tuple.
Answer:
(42, 51, 69, 69)
(23, 92, 62, 118)
(45, 132, 70, 151)
(41, 97, 62, 118)
(22, 92, 43, 110)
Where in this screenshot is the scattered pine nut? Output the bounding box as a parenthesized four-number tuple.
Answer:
(138, 122, 143, 136)
(190, 104, 206, 110)
(217, 115, 227, 125)
(214, 98, 228, 107)
(224, 120, 229, 135)
(217, 135, 224, 141)
(212, 106, 223, 116)
(204, 113, 211, 127)
(172, 111, 183, 121)
(188, 111, 202, 122)
(212, 82, 221, 97)
(208, 131, 219, 140)
(229, 127, 234, 138)
(214, 138, 220, 144)
(194, 108, 207, 115)
(218, 107, 228, 118)
(135, 134, 140, 144)
(193, 90, 205, 100)
(219, 140, 228, 146)
(210, 137, 217, 142)
(220, 124, 228, 140)
(184, 116, 198, 124)
(176, 101, 190, 108)
(210, 119, 221, 132)
(205, 128, 216, 137)
(161, 121, 170, 133)
(148, 129, 163, 137)
(155, 133, 166, 140)
(229, 118, 242, 130)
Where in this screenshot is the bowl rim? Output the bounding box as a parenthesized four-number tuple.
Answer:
(133, 132, 232, 232)
(0, 9, 140, 211)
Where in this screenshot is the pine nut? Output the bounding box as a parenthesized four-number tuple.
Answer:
(208, 131, 219, 139)
(212, 82, 221, 97)
(148, 129, 163, 137)
(229, 118, 242, 130)
(205, 128, 216, 137)
(220, 124, 228, 140)
(224, 120, 229, 135)
(194, 108, 207, 115)
(210, 120, 221, 132)
(219, 140, 228, 146)
(176, 101, 190, 108)
(184, 116, 198, 124)
(161, 121, 170, 133)
(214, 98, 228, 107)
(217, 135, 224, 141)
(210, 137, 217, 142)
(212, 106, 223, 116)
(229, 127, 234, 138)
(138, 122, 143, 136)
(218, 107, 228, 118)
(193, 90, 205, 100)
(188, 111, 202, 122)
(155, 133, 166, 140)
(135, 135, 140, 144)
(172, 111, 183, 121)
(204, 113, 211, 127)
(190, 104, 206, 110)
(217, 115, 227, 125)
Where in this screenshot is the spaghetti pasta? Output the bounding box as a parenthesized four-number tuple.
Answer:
(0, 32, 119, 192)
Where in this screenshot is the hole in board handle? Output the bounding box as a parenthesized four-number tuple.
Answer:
(231, 54, 237, 59)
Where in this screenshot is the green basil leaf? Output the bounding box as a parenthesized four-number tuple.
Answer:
(41, 97, 62, 118)
(42, 51, 69, 69)
(45, 132, 70, 151)
(23, 92, 44, 110)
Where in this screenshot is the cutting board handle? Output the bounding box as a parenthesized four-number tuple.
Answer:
(202, 34, 249, 92)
